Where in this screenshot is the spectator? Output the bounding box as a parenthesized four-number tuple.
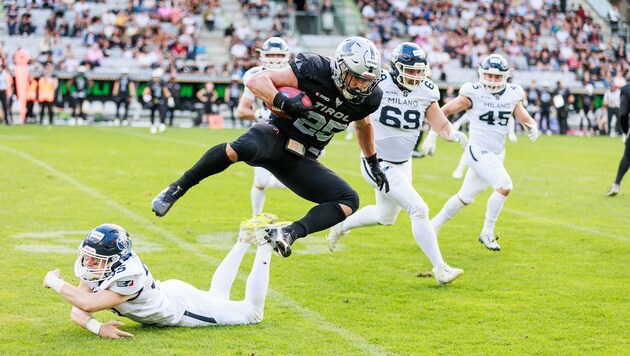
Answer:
(196, 81, 218, 127)
(0, 63, 12, 125)
(604, 81, 622, 136)
(608, 5, 621, 34)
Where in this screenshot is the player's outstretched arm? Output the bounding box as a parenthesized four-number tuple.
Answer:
(514, 102, 538, 142)
(425, 102, 468, 149)
(71, 306, 134, 339)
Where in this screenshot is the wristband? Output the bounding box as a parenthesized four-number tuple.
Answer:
(272, 92, 286, 111)
(365, 154, 378, 165)
(45, 274, 67, 294)
(86, 318, 102, 335)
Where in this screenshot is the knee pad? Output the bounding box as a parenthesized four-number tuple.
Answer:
(407, 201, 429, 220)
(337, 188, 360, 213)
(377, 211, 398, 226)
(457, 193, 474, 206)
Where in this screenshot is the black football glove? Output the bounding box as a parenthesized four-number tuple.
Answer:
(272, 91, 313, 118)
(365, 154, 390, 193)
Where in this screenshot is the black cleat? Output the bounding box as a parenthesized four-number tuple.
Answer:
(151, 184, 185, 217)
(264, 228, 295, 257)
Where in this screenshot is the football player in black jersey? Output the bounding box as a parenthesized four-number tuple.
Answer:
(151, 37, 389, 258)
(606, 82, 630, 196)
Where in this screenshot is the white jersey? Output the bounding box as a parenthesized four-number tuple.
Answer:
(242, 65, 271, 123)
(459, 82, 524, 154)
(75, 252, 182, 326)
(370, 72, 440, 162)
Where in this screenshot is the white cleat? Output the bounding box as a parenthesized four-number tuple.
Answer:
(158, 123, 166, 133)
(327, 223, 348, 252)
(479, 232, 501, 251)
(150, 125, 158, 134)
(433, 263, 464, 285)
(606, 183, 620, 197)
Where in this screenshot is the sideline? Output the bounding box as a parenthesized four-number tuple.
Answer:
(0, 143, 387, 355)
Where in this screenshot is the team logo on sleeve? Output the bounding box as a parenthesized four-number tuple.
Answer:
(116, 235, 132, 255)
(116, 280, 134, 287)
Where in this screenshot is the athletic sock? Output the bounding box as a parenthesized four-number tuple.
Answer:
(483, 191, 507, 234)
(339, 205, 379, 231)
(411, 217, 444, 267)
(250, 185, 265, 217)
(245, 244, 273, 310)
(176, 143, 233, 191)
(431, 195, 466, 230)
(208, 241, 250, 300)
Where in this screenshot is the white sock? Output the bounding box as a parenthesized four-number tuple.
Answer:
(209, 242, 250, 300)
(411, 217, 444, 267)
(431, 195, 466, 230)
(245, 244, 273, 310)
(483, 191, 507, 234)
(341, 205, 380, 231)
(454, 153, 468, 174)
(250, 185, 265, 217)
(268, 176, 286, 189)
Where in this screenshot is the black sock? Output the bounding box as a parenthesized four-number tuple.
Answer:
(615, 141, 630, 184)
(176, 143, 234, 191)
(287, 202, 346, 239)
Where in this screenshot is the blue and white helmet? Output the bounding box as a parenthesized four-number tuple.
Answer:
(75, 224, 132, 282)
(257, 37, 290, 70)
(331, 36, 381, 103)
(478, 54, 511, 93)
(390, 42, 429, 91)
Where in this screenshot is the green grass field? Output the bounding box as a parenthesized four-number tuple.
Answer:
(1, 125, 629, 354)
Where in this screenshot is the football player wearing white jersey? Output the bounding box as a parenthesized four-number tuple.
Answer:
(236, 37, 290, 217)
(44, 220, 278, 338)
(445, 113, 518, 179)
(326, 42, 468, 285)
(428, 54, 539, 251)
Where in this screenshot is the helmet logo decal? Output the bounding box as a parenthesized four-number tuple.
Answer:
(87, 230, 105, 243)
(116, 235, 131, 254)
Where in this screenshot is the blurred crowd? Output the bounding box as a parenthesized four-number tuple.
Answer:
(357, 0, 628, 89)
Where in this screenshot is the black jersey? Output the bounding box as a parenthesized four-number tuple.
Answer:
(118, 76, 131, 96)
(272, 53, 383, 150)
(620, 84, 630, 134)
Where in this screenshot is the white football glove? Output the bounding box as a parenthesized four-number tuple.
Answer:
(524, 123, 539, 142)
(448, 130, 468, 149)
(167, 97, 175, 108)
(508, 132, 518, 143)
(142, 94, 151, 103)
(421, 130, 438, 156)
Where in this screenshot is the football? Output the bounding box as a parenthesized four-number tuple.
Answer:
(267, 86, 313, 118)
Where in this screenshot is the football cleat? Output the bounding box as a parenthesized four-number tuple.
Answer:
(411, 150, 425, 159)
(264, 227, 295, 257)
(432, 263, 464, 285)
(479, 232, 500, 251)
(326, 223, 348, 252)
(151, 183, 185, 217)
(606, 183, 620, 197)
(238, 213, 279, 245)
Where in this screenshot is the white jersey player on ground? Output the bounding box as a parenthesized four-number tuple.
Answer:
(236, 37, 291, 217)
(427, 54, 539, 251)
(446, 113, 518, 179)
(43, 218, 280, 338)
(326, 42, 468, 285)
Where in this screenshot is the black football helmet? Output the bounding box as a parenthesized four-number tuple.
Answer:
(76, 223, 132, 282)
(478, 54, 511, 93)
(389, 42, 429, 91)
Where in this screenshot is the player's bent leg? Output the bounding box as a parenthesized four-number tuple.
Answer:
(208, 242, 250, 300)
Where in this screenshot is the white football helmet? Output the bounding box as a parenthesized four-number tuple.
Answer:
(331, 36, 381, 103)
(257, 37, 290, 70)
(478, 54, 511, 93)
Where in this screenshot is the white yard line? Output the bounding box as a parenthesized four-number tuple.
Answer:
(335, 167, 630, 243)
(1, 143, 387, 356)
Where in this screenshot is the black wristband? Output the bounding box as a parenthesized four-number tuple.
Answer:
(272, 92, 286, 110)
(365, 154, 378, 165)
